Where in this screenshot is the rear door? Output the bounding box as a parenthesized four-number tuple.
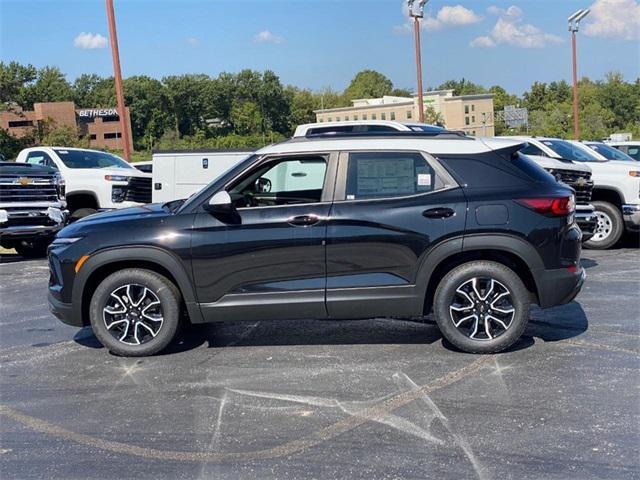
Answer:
(325, 150, 466, 318)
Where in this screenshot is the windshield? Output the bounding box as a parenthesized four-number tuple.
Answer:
(541, 140, 601, 162)
(53, 149, 133, 169)
(586, 143, 635, 161)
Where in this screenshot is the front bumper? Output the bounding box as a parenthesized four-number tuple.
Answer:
(622, 204, 640, 232)
(0, 207, 67, 243)
(48, 292, 80, 326)
(575, 206, 597, 241)
(533, 266, 586, 308)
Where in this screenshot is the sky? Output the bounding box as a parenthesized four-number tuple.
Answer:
(1, 0, 639, 95)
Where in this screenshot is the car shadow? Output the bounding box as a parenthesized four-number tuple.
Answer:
(73, 302, 589, 357)
(580, 257, 598, 269)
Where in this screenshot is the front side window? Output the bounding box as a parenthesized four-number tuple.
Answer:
(345, 152, 438, 200)
(228, 156, 327, 208)
(26, 151, 52, 166)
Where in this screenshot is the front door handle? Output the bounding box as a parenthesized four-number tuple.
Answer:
(423, 207, 455, 219)
(287, 214, 322, 227)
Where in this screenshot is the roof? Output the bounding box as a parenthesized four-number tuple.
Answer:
(256, 136, 524, 156)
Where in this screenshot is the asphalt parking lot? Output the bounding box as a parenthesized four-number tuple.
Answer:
(1, 244, 639, 480)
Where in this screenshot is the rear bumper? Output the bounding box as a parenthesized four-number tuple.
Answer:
(534, 266, 586, 308)
(622, 204, 640, 232)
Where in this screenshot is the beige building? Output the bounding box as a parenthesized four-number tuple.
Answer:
(314, 89, 495, 136)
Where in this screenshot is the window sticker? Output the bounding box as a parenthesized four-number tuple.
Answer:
(417, 173, 431, 186)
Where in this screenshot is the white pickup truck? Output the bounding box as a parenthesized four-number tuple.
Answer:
(16, 147, 152, 220)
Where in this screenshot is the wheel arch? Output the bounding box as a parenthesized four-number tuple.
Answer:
(66, 191, 100, 212)
(419, 234, 541, 315)
(591, 187, 624, 208)
(72, 246, 202, 326)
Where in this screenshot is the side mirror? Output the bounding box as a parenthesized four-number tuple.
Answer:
(204, 191, 234, 214)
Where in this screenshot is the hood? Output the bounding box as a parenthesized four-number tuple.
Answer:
(68, 166, 150, 179)
(59, 203, 168, 237)
(0, 162, 58, 176)
(587, 159, 640, 173)
(525, 155, 592, 173)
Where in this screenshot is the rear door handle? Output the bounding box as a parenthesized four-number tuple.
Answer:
(287, 214, 322, 227)
(422, 207, 455, 219)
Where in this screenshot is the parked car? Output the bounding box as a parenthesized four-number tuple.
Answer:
(15, 147, 152, 220)
(565, 140, 640, 249)
(49, 129, 584, 356)
(582, 141, 637, 162)
(605, 141, 640, 162)
(0, 161, 67, 257)
(151, 149, 253, 203)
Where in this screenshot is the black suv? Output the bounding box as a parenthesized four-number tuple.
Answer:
(48, 131, 585, 356)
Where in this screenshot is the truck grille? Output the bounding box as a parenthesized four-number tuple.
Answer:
(0, 176, 58, 203)
(545, 169, 593, 205)
(124, 177, 152, 203)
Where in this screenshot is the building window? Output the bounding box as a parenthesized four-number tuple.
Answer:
(354, 115, 358, 120)
(471, 104, 475, 112)
(380, 113, 386, 120)
(8, 120, 34, 128)
(345, 115, 349, 121)
(407, 110, 412, 119)
(336, 116, 341, 121)
(89, 134, 97, 140)
(464, 105, 469, 114)
(471, 116, 475, 123)
(102, 115, 119, 123)
(362, 114, 367, 120)
(319, 118, 324, 123)
(390, 112, 396, 120)
(328, 117, 333, 122)
(104, 132, 122, 139)
(465, 117, 470, 126)
(371, 114, 377, 120)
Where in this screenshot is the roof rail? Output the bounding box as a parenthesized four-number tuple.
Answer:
(288, 130, 470, 142)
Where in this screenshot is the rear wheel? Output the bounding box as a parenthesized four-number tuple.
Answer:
(89, 268, 181, 356)
(584, 201, 623, 250)
(433, 261, 530, 354)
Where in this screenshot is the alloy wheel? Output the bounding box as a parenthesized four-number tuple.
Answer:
(103, 284, 164, 345)
(592, 210, 613, 242)
(449, 277, 515, 341)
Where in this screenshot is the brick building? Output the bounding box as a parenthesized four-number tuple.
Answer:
(0, 101, 133, 150)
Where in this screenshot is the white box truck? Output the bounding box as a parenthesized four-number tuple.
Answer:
(151, 149, 253, 203)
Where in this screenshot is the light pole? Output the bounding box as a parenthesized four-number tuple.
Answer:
(407, 0, 429, 123)
(105, 0, 132, 160)
(568, 8, 590, 140)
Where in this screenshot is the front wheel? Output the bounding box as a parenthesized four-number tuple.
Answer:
(583, 201, 623, 250)
(433, 261, 530, 354)
(89, 268, 181, 356)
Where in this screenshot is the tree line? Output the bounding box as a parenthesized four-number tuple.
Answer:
(1, 61, 638, 160)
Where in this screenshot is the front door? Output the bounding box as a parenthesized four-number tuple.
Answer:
(191, 153, 337, 322)
(325, 150, 467, 318)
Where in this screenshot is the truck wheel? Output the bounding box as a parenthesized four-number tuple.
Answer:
(584, 201, 623, 250)
(89, 268, 181, 357)
(433, 261, 530, 354)
(15, 241, 49, 259)
(69, 208, 97, 222)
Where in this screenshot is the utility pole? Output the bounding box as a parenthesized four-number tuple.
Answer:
(407, 0, 429, 123)
(105, 0, 131, 160)
(568, 8, 590, 140)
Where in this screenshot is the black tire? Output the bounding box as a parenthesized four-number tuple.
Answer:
(433, 261, 530, 354)
(584, 201, 623, 250)
(15, 241, 49, 259)
(89, 268, 181, 357)
(69, 208, 98, 222)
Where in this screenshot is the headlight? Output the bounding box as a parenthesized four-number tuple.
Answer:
(54, 173, 66, 200)
(50, 237, 83, 246)
(104, 175, 130, 182)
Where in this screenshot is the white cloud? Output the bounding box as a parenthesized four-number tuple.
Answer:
(186, 37, 200, 47)
(583, 0, 640, 41)
(253, 30, 284, 44)
(471, 5, 562, 48)
(470, 35, 496, 48)
(395, 3, 481, 33)
(73, 32, 107, 49)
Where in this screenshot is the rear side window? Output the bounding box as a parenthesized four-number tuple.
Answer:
(345, 152, 436, 200)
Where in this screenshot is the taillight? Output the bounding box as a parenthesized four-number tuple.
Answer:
(516, 196, 575, 216)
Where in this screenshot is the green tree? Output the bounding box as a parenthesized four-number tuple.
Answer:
(22, 66, 74, 106)
(230, 100, 263, 135)
(436, 79, 487, 96)
(0, 61, 37, 106)
(122, 76, 172, 149)
(344, 70, 394, 101)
